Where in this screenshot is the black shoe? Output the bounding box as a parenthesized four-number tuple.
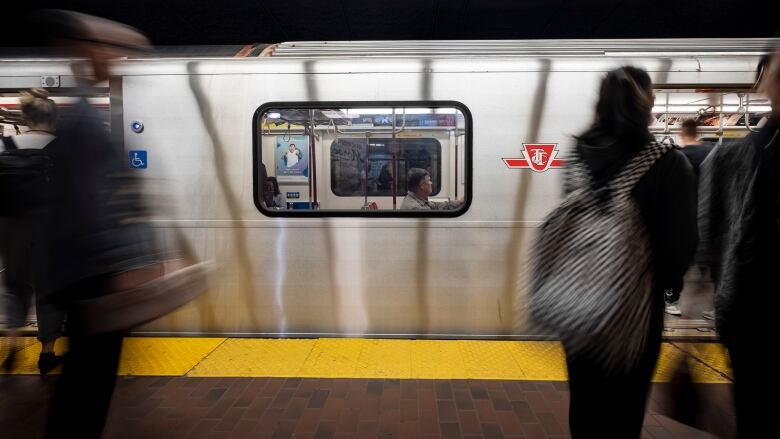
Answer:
(37, 353, 64, 375)
(2, 350, 16, 372)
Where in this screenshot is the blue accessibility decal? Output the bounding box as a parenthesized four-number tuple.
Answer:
(129, 150, 147, 169)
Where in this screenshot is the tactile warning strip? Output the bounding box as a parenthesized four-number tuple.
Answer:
(118, 337, 226, 376)
(0, 337, 733, 383)
(0, 337, 68, 375)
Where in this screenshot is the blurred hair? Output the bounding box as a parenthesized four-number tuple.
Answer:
(29, 9, 152, 53)
(267, 176, 280, 196)
(681, 119, 698, 139)
(407, 168, 430, 192)
(19, 88, 57, 127)
(577, 66, 654, 150)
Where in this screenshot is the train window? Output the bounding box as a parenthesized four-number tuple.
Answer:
(254, 103, 471, 217)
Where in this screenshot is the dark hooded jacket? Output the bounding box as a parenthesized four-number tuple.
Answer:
(697, 118, 780, 340)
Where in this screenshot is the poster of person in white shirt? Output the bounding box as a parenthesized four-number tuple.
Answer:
(276, 136, 309, 182)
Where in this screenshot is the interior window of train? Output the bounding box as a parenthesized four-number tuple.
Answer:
(651, 88, 771, 145)
(330, 138, 442, 197)
(254, 103, 471, 217)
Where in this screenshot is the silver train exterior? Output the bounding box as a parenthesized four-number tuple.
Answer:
(0, 39, 773, 338)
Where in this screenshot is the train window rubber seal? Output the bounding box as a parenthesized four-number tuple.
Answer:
(253, 101, 473, 218)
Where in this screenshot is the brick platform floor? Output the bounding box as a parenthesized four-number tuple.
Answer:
(0, 376, 734, 438)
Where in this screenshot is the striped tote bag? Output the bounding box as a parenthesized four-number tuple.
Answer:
(530, 142, 672, 374)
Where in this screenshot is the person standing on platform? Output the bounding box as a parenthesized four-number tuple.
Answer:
(30, 10, 158, 439)
(1, 89, 66, 375)
(534, 66, 697, 438)
(698, 47, 780, 438)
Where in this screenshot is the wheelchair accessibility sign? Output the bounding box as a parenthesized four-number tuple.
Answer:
(129, 150, 147, 169)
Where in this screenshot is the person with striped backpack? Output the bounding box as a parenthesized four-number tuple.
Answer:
(530, 66, 697, 438)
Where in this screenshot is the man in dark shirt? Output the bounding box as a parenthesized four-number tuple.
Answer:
(679, 119, 713, 176)
(664, 119, 714, 317)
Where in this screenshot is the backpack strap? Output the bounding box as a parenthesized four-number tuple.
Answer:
(609, 142, 673, 200)
(1, 136, 19, 151)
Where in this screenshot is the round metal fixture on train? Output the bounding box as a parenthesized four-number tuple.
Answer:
(131, 121, 144, 133)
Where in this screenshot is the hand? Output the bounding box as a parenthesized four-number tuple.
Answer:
(259, 43, 280, 57)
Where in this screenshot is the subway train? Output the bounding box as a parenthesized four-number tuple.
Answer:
(0, 39, 775, 338)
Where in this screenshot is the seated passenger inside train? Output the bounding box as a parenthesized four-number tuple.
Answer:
(401, 168, 463, 210)
(266, 176, 286, 209)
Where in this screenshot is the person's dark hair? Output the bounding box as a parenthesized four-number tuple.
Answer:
(407, 168, 430, 193)
(681, 119, 698, 139)
(267, 176, 280, 196)
(577, 66, 654, 150)
(20, 88, 57, 127)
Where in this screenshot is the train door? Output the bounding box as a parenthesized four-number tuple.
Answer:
(651, 86, 770, 334)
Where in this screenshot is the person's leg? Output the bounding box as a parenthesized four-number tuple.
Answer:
(565, 298, 663, 438)
(1, 286, 32, 370)
(35, 292, 66, 374)
(1, 230, 34, 371)
(44, 277, 124, 438)
(566, 353, 606, 438)
(565, 342, 659, 438)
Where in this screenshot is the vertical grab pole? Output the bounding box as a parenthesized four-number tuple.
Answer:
(307, 114, 313, 209)
(719, 94, 724, 146)
(310, 110, 318, 208)
(454, 129, 459, 201)
(664, 93, 669, 134)
(392, 108, 397, 210)
(364, 134, 369, 208)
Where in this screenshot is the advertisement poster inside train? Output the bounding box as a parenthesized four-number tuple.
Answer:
(276, 135, 309, 182)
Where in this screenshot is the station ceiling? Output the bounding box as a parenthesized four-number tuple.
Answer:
(3, 0, 776, 47)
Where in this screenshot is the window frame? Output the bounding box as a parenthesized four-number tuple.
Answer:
(253, 101, 473, 218)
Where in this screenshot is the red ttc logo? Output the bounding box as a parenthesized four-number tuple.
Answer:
(503, 144, 564, 172)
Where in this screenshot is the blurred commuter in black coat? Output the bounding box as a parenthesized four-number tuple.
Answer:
(31, 10, 157, 438)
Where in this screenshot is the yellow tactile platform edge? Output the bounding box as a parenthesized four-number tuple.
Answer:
(0, 337, 732, 383)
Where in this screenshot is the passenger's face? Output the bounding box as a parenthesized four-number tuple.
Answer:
(419, 175, 433, 197)
(759, 55, 780, 116)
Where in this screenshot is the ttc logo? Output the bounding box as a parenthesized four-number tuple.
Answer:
(503, 144, 564, 172)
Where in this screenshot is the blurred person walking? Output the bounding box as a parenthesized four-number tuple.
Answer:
(30, 10, 158, 438)
(531, 66, 697, 437)
(698, 48, 780, 438)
